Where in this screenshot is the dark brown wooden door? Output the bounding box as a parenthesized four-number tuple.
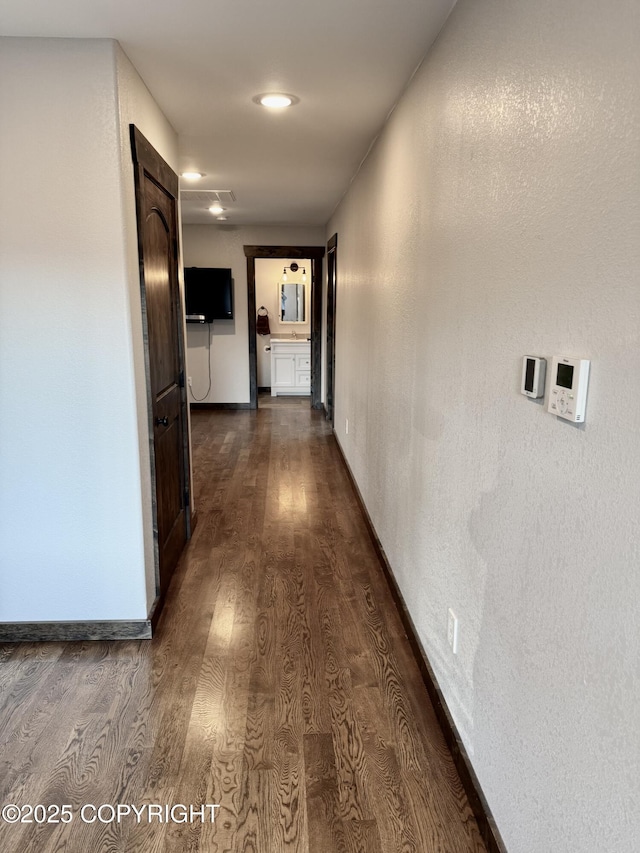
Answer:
(131, 126, 189, 598)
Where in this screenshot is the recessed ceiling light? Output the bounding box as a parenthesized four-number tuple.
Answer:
(209, 204, 225, 215)
(217, 216, 228, 221)
(253, 93, 299, 109)
(181, 171, 204, 180)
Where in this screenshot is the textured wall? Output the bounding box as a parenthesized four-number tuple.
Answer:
(0, 39, 151, 620)
(327, 0, 640, 850)
(0, 38, 178, 620)
(182, 225, 324, 403)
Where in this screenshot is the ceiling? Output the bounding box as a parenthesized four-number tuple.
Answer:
(1, 0, 456, 226)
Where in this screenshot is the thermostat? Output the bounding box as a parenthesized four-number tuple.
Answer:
(548, 356, 590, 423)
(521, 356, 546, 399)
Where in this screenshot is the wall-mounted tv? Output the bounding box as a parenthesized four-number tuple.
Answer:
(184, 267, 233, 322)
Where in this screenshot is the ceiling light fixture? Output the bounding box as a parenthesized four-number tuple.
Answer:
(181, 171, 204, 180)
(209, 204, 225, 215)
(253, 93, 300, 109)
(217, 216, 227, 221)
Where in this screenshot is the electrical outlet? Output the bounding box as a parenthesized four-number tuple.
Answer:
(447, 608, 459, 654)
(188, 376, 192, 387)
(345, 418, 349, 435)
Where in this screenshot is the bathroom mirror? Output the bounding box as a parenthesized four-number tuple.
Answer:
(279, 282, 307, 323)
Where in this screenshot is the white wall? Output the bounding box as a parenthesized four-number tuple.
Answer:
(327, 1, 640, 850)
(182, 225, 323, 403)
(0, 38, 178, 621)
(115, 43, 181, 613)
(255, 258, 311, 387)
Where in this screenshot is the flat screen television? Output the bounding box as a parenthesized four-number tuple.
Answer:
(184, 267, 233, 322)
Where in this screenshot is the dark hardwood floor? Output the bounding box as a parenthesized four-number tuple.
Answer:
(0, 404, 487, 852)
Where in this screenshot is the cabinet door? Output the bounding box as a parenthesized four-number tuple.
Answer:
(273, 354, 295, 387)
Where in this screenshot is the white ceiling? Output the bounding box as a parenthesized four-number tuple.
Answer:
(1, 0, 456, 226)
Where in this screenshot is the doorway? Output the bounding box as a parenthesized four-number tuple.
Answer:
(244, 245, 325, 410)
(256, 257, 310, 401)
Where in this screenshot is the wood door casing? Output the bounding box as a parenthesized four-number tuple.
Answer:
(131, 126, 190, 602)
(326, 233, 338, 425)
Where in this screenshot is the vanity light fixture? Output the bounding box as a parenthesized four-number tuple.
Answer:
(253, 93, 300, 109)
(282, 262, 307, 282)
(181, 171, 204, 180)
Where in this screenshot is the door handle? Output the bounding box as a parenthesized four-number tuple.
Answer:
(155, 416, 169, 427)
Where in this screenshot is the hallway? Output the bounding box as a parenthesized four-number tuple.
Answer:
(0, 406, 486, 852)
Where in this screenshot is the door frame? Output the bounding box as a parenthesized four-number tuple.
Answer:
(130, 125, 193, 611)
(244, 245, 325, 410)
(325, 233, 338, 424)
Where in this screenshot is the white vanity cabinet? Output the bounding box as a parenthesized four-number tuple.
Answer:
(270, 339, 311, 396)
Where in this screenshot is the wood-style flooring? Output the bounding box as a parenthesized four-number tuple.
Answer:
(0, 401, 487, 852)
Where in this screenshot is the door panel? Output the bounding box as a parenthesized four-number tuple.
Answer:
(154, 383, 183, 573)
(131, 126, 190, 602)
(144, 197, 180, 394)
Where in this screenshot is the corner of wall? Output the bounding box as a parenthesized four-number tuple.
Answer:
(113, 41, 180, 614)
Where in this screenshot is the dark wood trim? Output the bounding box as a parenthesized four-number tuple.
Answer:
(310, 255, 324, 409)
(325, 233, 338, 424)
(246, 254, 258, 409)
(331, 431, 508, 853)
(244, 245, 325, 411)
(0, 620, 152, 642)
(148, 595, 162, 633)
(190, 402, 252, 410)
(243, 245, 326, 260)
